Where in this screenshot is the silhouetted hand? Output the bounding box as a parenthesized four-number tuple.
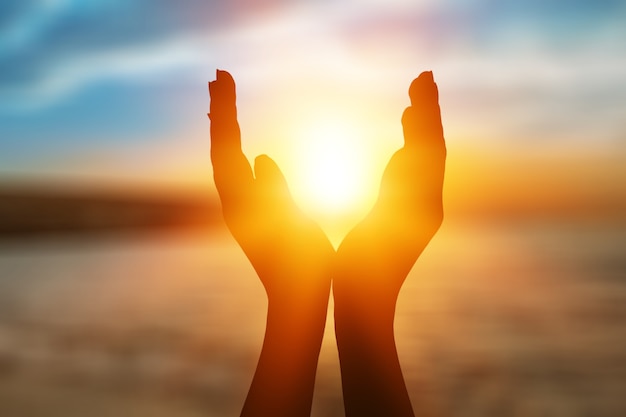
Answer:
(333, 71, 446, 417)
(209, 70, 334, 417)
(209, 70, 333, 303)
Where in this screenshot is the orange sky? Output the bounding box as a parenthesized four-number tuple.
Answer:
(1, 0, 624, 231)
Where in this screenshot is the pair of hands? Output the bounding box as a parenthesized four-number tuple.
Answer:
(209, 69, 445, 309)
(209, 69, 446, 417)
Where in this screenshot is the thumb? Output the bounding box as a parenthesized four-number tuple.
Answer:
(254, 154, 294, 206)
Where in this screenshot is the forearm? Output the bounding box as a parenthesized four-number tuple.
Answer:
(334, 293, 414, 417)
(241, 290, 330, 417)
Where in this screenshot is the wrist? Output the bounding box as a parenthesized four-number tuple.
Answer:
(333, 280, 398, 326)
(266, 282, 330, 330)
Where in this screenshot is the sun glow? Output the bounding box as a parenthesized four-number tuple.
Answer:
(289, 118, 372, 215)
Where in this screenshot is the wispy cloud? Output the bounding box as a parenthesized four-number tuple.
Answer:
(0, 0, 625, 183)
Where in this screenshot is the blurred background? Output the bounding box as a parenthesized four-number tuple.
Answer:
(0, 0, 625, 416)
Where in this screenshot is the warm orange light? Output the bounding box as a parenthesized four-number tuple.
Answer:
(290, 118, 369, 215)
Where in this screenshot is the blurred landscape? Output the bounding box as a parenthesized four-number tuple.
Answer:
(0, 185, 221, 238)
(0, 161, 624, 416)
(1, 0, 625, 415)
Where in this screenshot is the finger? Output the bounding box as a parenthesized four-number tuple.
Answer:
(208, 69, 240, 152)
(402, 71, 444, 150)
(253, 154, 294, 209)
(211, 145, 254, 211)
(208, 70, 254, 209)
(209, 69, 237, 120)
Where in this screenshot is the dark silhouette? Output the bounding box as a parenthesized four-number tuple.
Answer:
(209, 69, 446, 417)
(333, 71, 446, 417)
(209, 70, 335, 417)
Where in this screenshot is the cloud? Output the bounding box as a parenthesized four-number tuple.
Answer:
(1, 0, 625, 151)
(0, 0, 326, 112)
(0, 0, 228, 107)
(0, 33, 217, 112)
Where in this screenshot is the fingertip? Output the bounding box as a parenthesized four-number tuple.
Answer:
(256, 154, 289, 184)
(401, 106, 417, 127)
(216, 69, 235, 85)
(401, 106, 418, 146)
(209, 69, 237, 112)
(253, 154, 275, 179)
(210, 69, 235, 86)
(409, 71, 438, 106)
(254, 153, 271, 165)
(254, 154, 266, 169)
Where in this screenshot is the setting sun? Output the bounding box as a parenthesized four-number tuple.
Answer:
(287, 117, 372, 215)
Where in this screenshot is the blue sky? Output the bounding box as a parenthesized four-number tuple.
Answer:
(1, 0, 625, 188)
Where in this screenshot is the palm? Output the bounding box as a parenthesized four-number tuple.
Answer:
(209, 70, 333, 297)
(334, 71, 446, 302)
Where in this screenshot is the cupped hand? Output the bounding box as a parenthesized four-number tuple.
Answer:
(209, 70, 334, 303)
(334, 70, 447, 314)
(332, 71, 446, 417)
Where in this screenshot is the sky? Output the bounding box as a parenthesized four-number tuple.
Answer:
(0, 0, 625, 218)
